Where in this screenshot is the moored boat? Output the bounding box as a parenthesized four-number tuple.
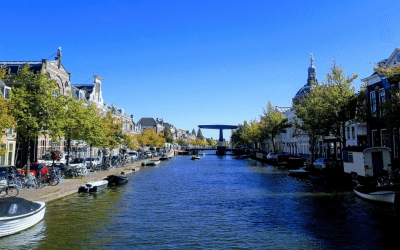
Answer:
(288, 169, 309, 178)
(0, 197, 46, 237)
(160, 154, 169, 160)
(142, 160, 161, 166)
(353, 184, 400, 204)
(104, 175, 128, 186)
(191, 155, 200, 160)
(78, 180, 108, 193)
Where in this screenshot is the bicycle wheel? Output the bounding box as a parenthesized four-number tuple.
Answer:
(11, 179, 23, 190)
(36, 178, 44, 189)
(49, 176, 60, 186)
(377, 177, 388, 186)
(6, 186, 19, 197)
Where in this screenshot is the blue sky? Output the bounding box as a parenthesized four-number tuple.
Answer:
(1, 0, 400, 140)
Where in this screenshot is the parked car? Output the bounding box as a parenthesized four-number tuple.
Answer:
(69, 158, 86, 168)
(0, 165, 21, 179)
(85, 157, 101, 168)
(128, 151, 138, 161)
(266, 152, 277, 159)
(37, 154, 69, 165)
(313, 158, 337, 170)
(144, 152, 152, 159)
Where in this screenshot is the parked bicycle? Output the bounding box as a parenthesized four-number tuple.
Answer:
(36, 171, 60, 189)
(0, 177, 19, 197)
(377, 169, 400, 186)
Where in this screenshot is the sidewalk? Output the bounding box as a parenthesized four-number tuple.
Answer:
(18, 151, 175, 203)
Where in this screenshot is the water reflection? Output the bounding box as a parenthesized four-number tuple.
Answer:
(3, 155, 400, 249)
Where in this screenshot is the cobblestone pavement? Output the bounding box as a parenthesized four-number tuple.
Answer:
(17, 151, 176, 203)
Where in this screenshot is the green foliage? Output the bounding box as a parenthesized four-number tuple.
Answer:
(293, 63, 358, 160)
(0, 67, 15, 157)
(175, 137, 188, 147)
(379, 86, 400, 129)
(206, 138, 217, 147)
(8, 63, 64, 142)
(259, 101, 292, 152)
(137, 129, 166, 148)
(163, 126, 174, 143)
(101, 112, 124, 149)
(230, 121, 251, 145)
(374, 64, 400, 84)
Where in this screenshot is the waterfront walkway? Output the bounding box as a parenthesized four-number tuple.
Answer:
(18, 151, 176, 203)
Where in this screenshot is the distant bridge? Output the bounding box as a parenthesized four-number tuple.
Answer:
(198, 124, 238, 143)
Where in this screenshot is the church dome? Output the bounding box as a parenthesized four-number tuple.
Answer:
(292, 54, 318, 105)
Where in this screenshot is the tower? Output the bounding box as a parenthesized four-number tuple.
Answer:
(292, 53, 319, 105)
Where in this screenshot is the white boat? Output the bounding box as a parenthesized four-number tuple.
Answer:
(0, 197, 46, 237)
(191, 155, 200, 160)
(353, 185, 400, 204)
(142, 160, 161, 166)
(288, 169, 309, 178)
(159, 154, 169, 161)
(78, 180, 108, 193)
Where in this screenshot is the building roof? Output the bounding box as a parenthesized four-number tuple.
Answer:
(137, 117, 158, 127)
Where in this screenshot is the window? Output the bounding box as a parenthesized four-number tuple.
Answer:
(349, 153, 353, 163)
(370, 91, 376, 114)
(379, 89, 386, 115)
(381, 129, 388, 147)
(352, 127, 355, 139)
(347, 127, 350, 139)
(372, 130, 379, 146)
(7, 142, 14, 165)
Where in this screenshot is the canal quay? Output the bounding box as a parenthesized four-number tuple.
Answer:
(2, 152, 400, 250)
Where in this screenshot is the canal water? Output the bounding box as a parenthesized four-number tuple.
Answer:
(2, 153, 400, 249)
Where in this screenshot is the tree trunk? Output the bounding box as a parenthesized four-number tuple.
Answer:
(26, 138, 31, 174)
(66, 136, 71, 167)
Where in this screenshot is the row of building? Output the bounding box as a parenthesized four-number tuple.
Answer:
(263, 48, 400, 166)
(0, 48, 202, 167)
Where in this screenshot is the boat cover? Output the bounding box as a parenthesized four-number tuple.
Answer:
(0, 197, 41, 218)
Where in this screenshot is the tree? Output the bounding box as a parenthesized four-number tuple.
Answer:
(137, 129, 165, 148)
(293, 63, 359, 161)
(163, 126, 174, 143)
(374, 63, 400, 85)
(122, 134, 140, 151)
(242, 119, 263, 149)
(0, 67, 15, 158)
(8, 63, 64, 169)
(101, 111, 124, 150)
(230, 121, 251, 147)
(322, 63, 359, 152)
(206, 138, 217, 147)
(175, 137, 188, 147)
(260, 101, 292, 152)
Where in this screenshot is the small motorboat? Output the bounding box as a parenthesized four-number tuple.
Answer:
(159, 154, 169, 161)
(0, 197, 46, 237)
(78, 180, 108, 193)
(142, 160, 161, 166)
(104, 174, 128, 186)
(288, 169, 309, 178)
(353, 184, 400, 204)
(191, 155, 200, 160)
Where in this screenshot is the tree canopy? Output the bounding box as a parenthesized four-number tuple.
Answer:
(0, 67, 15, 157)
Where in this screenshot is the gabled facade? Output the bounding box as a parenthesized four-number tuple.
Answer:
(362, 47, 400, 165)
(1, 48, 71, 165)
